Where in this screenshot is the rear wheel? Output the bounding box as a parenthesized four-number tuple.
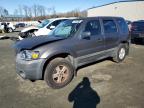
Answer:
(44, 58, 74, 89)
(113, 44, 128, 63)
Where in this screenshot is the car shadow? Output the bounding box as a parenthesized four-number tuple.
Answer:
(68, 77, 100, 108)
(0, 36, 19, 42)
(14, 30, 20, 32)
(131, 39, 144, 45)
(75, 57, 112, 75)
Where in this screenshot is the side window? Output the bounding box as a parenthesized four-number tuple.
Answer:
(84, 20, 101, 36)
(47, 19, 66, 29)
(103, 20, 117, 33)
(117, 19, 128, 33)
(52, 20, 65, 27)
(47, 20, 59, 28)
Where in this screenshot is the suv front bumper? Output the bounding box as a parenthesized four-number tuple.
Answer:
(16, 56, 46, 80)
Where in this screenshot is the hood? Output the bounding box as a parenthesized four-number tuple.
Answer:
(21, 26, 39, 32)
(14, 36, 65, 51)
(34, 28, 51, 36)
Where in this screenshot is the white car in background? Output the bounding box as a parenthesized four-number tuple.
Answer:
(0, 22, 16, 33)
(7, 22, 16, 32)
(19, 18, 71, 40)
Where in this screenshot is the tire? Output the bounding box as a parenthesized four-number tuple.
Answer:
(20, 32, 34, 38)
(113, 44, 127, 63)
(8, 28, 13, 33)
(44, 58, 74, 89)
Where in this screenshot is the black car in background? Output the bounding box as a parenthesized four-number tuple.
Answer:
(130, 20, 144, 43)
(15, 23, 26, 28)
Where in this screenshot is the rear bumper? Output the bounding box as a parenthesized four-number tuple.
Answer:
(16, 56, 46, 80)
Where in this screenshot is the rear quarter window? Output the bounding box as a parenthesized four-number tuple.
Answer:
(84, 20, 101, 36)
(117, 19, 128, 33)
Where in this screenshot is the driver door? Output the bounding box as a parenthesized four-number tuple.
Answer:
(75, 19, 105, 65)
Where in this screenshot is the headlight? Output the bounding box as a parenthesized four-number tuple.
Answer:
(20, 50, 40, 60)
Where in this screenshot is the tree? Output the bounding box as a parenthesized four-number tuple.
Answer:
(38, 5, 46, 16)
(32, 4, 38, 17)
(0, 7, 4, 17)
(32, 5, 46, 17)
(51, 7, 56, 16)
(23, 5, 29, 17)
(18, 5, 23, 16)
(3, 9, 9, 16)
(13, 9, 18, 16)
(0, 6, 9, 17)
(27, 7, 32, 17)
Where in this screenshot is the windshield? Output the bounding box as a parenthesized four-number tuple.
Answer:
(37, 19, 50, 28)
(49, 19, 83, 38)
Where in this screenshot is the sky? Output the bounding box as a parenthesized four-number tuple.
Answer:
(0, 0, 122, 14)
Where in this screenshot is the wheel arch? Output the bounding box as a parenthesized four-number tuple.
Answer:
(120, 40, 130, 48)
(42, 53, 75, 79)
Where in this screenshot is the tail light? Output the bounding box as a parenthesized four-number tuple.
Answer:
(129, 24, 133, 32)
(129, 24, 132, 32)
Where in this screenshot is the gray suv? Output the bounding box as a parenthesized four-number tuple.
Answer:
(14, 17, 130, 89)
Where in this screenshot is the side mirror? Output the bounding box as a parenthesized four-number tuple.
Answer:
(49, 25, 55, 30)
(82, 31, 91, 39)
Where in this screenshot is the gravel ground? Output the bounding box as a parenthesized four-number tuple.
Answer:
(0, 31, 144, 108)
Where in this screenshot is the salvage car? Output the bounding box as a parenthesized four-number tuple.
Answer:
(14, 17, 130, 89)
(19, 18, 70, 40)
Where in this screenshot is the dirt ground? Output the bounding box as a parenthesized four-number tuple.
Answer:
(0, 32, 144, 108)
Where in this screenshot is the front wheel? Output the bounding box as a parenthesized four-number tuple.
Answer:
(113, 44, 128, 63)
(27, 32, 35, 37)
(44, 58, 74, 89)
(8, 28, 13, 33)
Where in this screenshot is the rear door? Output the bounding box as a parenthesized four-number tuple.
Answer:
(102, 18, 119, 50)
